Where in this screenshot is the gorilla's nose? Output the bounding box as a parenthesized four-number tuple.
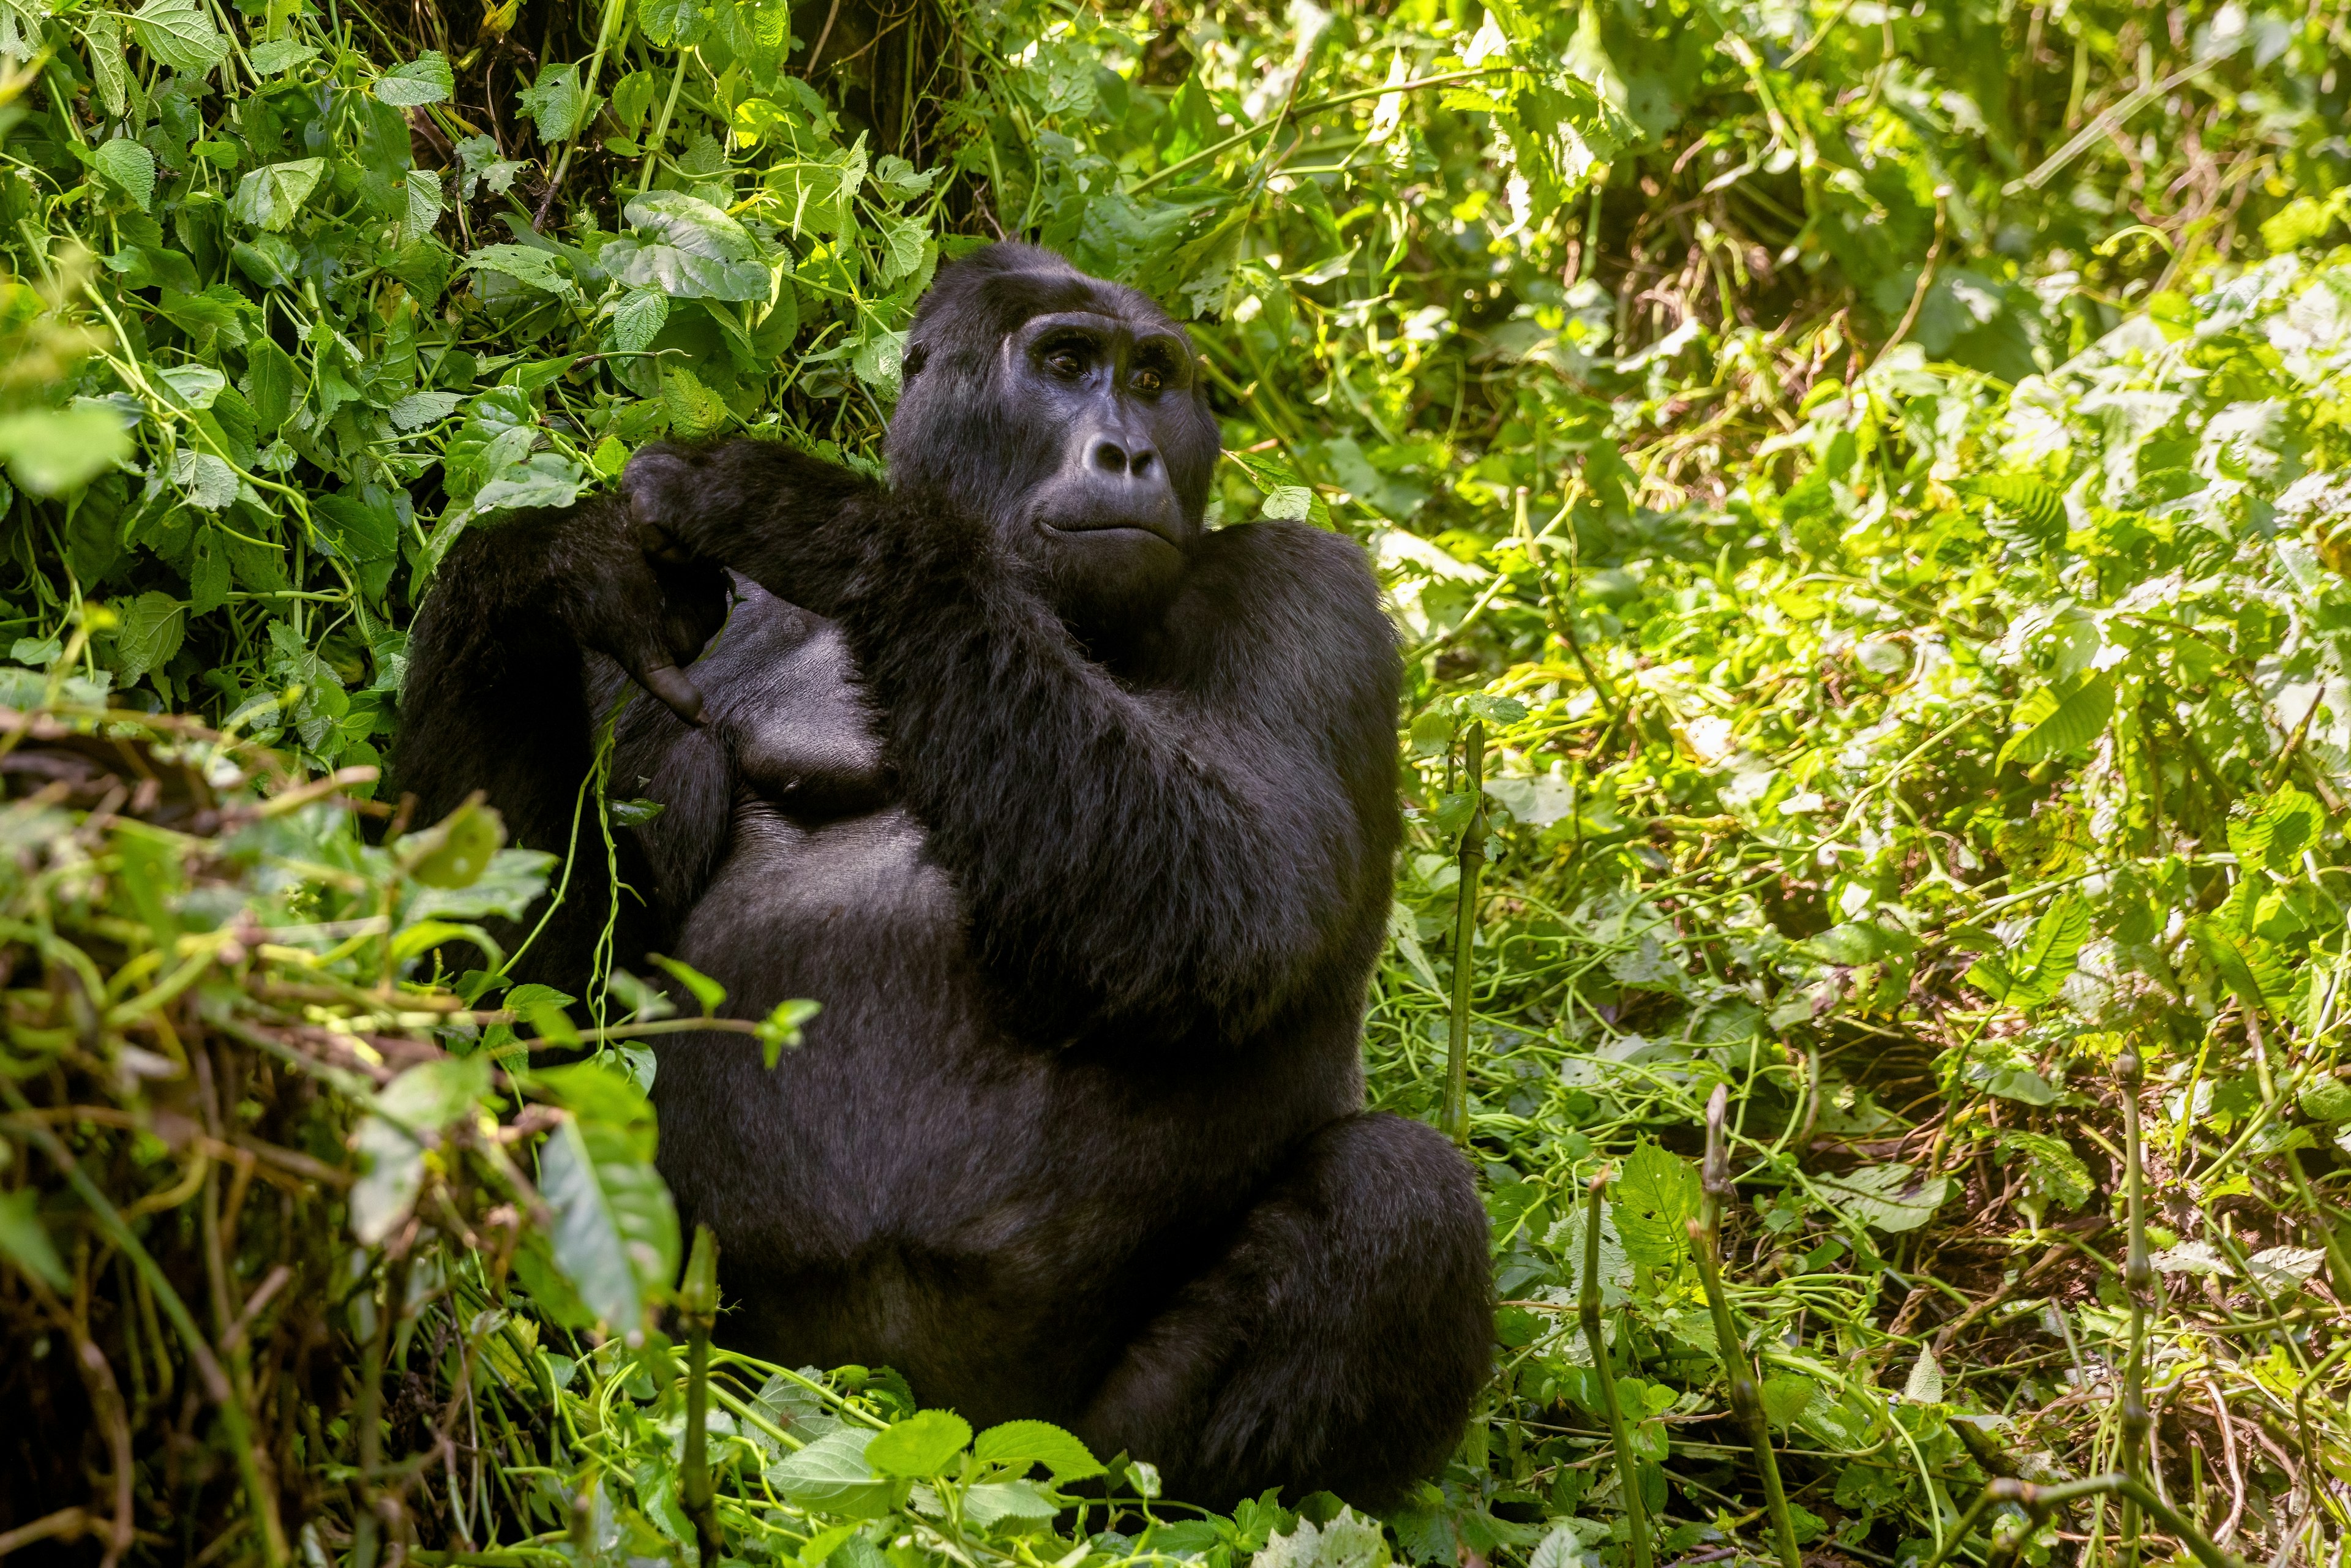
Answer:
(1089, 437, 1158, 480)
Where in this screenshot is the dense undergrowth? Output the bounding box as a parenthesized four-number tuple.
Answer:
(4, 0, 2351, 1564)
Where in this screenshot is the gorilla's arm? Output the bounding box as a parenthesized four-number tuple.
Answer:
(628, 442, 1401, 1043)
(394, 500, 728, 986)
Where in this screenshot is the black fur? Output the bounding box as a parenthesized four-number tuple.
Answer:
(396, 243, 1490, 1508)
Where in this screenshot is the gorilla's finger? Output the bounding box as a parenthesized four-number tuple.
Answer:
(639, 664, 706, 726)
(634, 516, 700, 566)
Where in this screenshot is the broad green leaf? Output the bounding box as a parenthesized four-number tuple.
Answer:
(648, 952, 726, 1015)
(247, 37, 320, 75)
(92, 138, 156, 211)
(1760, 1373, 1818, 1428)
(0, 408, 133, 495)
(972, 1419, 1104, 1482)
(517, 62, 596, 143)
(766, 1428, 900, 1517)
(465, 244, 574, 296)
(962, 1480, 1061, 1529)
(129, 0, 230, 73)
(469, 453, 588, 514)
(156, 364, 225, 409)
(0, 1189, 69, 1290)
(2298, 1075, 2351, 1122)
(401, 168, 443, 244)
(1965, 893, 2088, 1009)
(1998, 673, 2114, 768)
(607, 287, 669, 353)
(246, 338, 296, 430)
(82, 14, 132, 115)
(111, 591, 185, 681)
(351, 1055, 492, 1245)
(375, 51, 454, 106)
(1609, 1141, 1700, 1268)
(1901, 1346, 1944, 1403)
(389, 391, 465, 431)
(402, 797, 504, 888)
(403, 848, 557, 921)
(663, 366, 731, 438)
(538, 1113, 680, 1337)
(230, 159, 327, 232)
(1254, 1507, 1389, 1568)
(864, 1409, 972, 1476)
(1813, 1163, 1951, 1232)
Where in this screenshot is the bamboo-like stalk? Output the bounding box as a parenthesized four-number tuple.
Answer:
(1441, 719, 1487, 1147)
(1691, 1084, 1802, 1568)
(680, 1225, 723, 1566)
(1580, 1170, 1653, 1568)
(2117, 1051, 2151, 1568)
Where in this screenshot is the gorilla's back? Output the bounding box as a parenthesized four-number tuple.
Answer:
(642, 586, 1366, 1425)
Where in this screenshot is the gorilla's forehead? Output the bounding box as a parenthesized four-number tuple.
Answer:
(921, 264, 1179, 348)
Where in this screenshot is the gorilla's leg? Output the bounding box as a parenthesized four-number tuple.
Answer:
(1079, 1113, 1491, 1510)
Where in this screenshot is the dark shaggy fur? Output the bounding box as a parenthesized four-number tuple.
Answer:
(396, 243, 1490, 1508)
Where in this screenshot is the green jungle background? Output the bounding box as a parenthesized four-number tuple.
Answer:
(4, 0, 2351, 1565)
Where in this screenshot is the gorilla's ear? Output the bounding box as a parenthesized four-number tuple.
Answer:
(902, 341, 929, 379)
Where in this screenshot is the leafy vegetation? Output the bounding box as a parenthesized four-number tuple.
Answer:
(4, 0, 2351, 1564)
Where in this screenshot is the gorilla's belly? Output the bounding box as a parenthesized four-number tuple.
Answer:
(652, 798, 1352, 1417)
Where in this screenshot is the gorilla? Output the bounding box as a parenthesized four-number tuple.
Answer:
(397, 243, 1491, 1508)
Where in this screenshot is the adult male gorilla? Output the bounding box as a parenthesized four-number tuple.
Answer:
(397, 244, 1490, 1507)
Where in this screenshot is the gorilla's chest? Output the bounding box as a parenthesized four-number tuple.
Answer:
(672, 585, 966, 1011)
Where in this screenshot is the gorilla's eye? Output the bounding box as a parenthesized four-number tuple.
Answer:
(1045, 348, 1086, 377)
(1130, 368, 1164, 394)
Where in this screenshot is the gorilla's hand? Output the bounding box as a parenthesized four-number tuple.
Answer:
(621, 440, 885, 618)
(548, 498, 729, 725)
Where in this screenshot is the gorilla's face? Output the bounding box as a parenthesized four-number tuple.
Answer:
(885, 248, 1221, 634)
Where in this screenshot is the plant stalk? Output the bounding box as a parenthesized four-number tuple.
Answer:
(680, 1224, 722, 1567)
(1692, 1084, 1803, 1568)
(2117, 1051, 2151, 1568)
(1918, 1474, 2243, 1568)
(1442, 719, 1487, 1147)
(1581, 1171, 1653, 1568)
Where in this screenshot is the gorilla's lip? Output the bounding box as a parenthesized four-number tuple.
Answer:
(1038, 512, 1183, 547)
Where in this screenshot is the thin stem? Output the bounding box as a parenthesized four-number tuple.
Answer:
(680, 1225, 722, 1565)
(2117, 1052, 2151, 1568)
(1692, 1084, 1803, 1568)
(1581, 1171, 1653, 1568)
(1442, 719, 1487, 1147)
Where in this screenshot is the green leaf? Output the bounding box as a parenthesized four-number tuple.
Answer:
(1760, 1373, 1818, 1428)
(401, 168, 443, 244)
(537, 1112, 680, 1338)
(375, 51, 454, 107)
(403, 849, 555, 921)
(230, 159, 328, 233)
(389, 391, 464, 431)
(92, 138, 156, 211)
(662, 366, 732, 438)
(962, 1480, 1060, 1528)
(865, 1409, 972, 1476)
(247, 37, 320, 75)
(602, 190, 772, 301)
(1964, 893, 2088, 1009)
(464, 243, 574, 296)
(972, 1419, 1104, 1482)
(1957, 473, 2067, 544)
(757, 998, 820, 1068)
(351, 1055, 492, 1245)
(1998, 673, 2114, 768)
(1256, 1507, 1390, 1568)
(647, 951, 727, 1016)
(1813, 1163, 1951, 1232)
(83, 14, 132, 116)
(0, 408, 133, 496)
(767, 1428, 901, 1518)
(402, 797, 505, 888)
(517, 62, 596, 143)
(111, 591, 185, 681)
(1994, 1130, 2093, 1210)
(128, 0, 230, 73)
(246, 338, 296, 430)
(1609, 1141, 1700, 1268)
(0, 1189, 69, 1291)
(607, 287, 669, 353)
(1900, 1346, 1944, 1404)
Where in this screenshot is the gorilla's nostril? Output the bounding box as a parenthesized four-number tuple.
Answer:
(1090, 440, 1128, 475)
(1131, 450, 1157, 478)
